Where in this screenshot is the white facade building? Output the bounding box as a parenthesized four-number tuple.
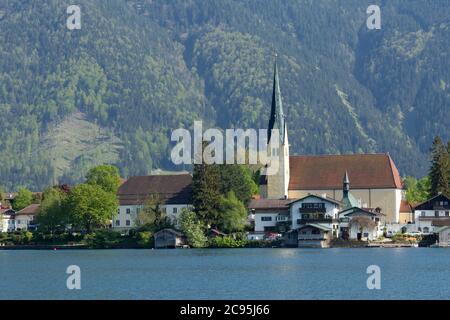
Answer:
(290, 195, 341, 238)
(412, 194, 450, 234)
(0, 208, 16, 232)
(114, 174, 193, 231)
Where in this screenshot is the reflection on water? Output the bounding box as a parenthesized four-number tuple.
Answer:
(0, 248, 449, 300)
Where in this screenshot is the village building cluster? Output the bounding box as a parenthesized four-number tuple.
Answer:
(2, 62, 449, 248)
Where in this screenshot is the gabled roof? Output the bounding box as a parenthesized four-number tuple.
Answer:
(0, 208, 15, 216)
(298, 223, 331, 232)
(289, 153, 403, 190)
(17, 203, 40, 216)
(413, 193, 450, 211)
(289, 194, 342, 206)
(340, 207, 383, 217)
(248, 198, 293, 210)
(117, 174, 192, 205)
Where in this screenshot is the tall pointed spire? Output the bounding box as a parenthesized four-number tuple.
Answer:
(267, 54, 286, 145)
(342, 171, 358, 209)
(343, 171, 350, 197)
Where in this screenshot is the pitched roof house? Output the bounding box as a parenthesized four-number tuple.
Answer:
(114, 174, 193, 230)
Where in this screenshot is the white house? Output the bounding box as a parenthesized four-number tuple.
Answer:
(0, 208, 16, 232)
(412, 193, 450, 234)
(290, 194, 341, 238)
(339, 207, 385, 241)
(15, 204, 40, 231)
(114, 174, 193, 231)
(248, 198, 293, 237)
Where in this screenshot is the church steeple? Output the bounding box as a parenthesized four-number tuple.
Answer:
(267, 55, 286, 145)
(265, 55, 290, 200)
(342, 171, 358, 209)
(343, 171, 350, 197)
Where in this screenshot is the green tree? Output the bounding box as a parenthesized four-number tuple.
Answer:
(404, 176, 431, 203)
(86, 165, 121, 194)
(66, 184, 118, 233)
(217, 191, 248, 233)
(136, 194, 173, 231)
(192, 156, 221, 228)
(429, 137, 450, 196)
(218, 165, 259, 205)
(36, 187, 68, 234)
(13, 187, 34, 211)
(179, 208, 207, 248)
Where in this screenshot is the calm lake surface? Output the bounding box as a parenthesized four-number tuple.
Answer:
(1, 248, 449, 300)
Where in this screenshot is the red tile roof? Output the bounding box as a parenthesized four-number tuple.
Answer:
(17, 203, 41, 215)
(289, 153, 403, 190)
(117, 174, 192, 205)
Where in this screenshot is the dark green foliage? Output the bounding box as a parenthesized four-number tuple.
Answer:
(428, 137, 450, 196)
(218, 165, 258, 205)
(36, 187, 68, 233)
(192, 161, 221, 227)
(0, 1, 449, 190)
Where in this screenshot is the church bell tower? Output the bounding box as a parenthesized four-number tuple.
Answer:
(266, 56, 290, 199)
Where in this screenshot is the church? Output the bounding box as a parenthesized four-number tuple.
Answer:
(257, 60, 404, 224)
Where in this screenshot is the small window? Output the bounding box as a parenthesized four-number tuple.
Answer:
(115, 220, 120, 226)
(173, 207, 178, 214)
(117, 208, 120, 214)
(446, 211, 449, 217)
(126, 220, 131, 226)
(421, 212, 426, 217)
(261, 216, 272, 222)
(435, 211, 439, 217)
(126, 208, 131, 214)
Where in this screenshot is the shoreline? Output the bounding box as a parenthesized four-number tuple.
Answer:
(0, 243, 434, 250)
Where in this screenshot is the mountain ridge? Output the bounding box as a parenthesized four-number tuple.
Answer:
(0, 0, 448, 190)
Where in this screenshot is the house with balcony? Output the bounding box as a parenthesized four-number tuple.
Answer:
(248, 198, 293, 238)
(412, 193, 450, 234)
(290, 194, 341, 238)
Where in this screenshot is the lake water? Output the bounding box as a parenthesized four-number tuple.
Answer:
(0, 248, 449, 300)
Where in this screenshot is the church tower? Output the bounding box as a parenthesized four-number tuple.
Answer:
(266, 57, 290, 199)
(342, 171, 358, 209)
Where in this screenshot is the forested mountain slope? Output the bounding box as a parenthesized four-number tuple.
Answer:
(0, 0, 448, 190)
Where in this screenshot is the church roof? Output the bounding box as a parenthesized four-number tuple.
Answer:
(342, 192, 359, 210)
(289, 153, 403, 190)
